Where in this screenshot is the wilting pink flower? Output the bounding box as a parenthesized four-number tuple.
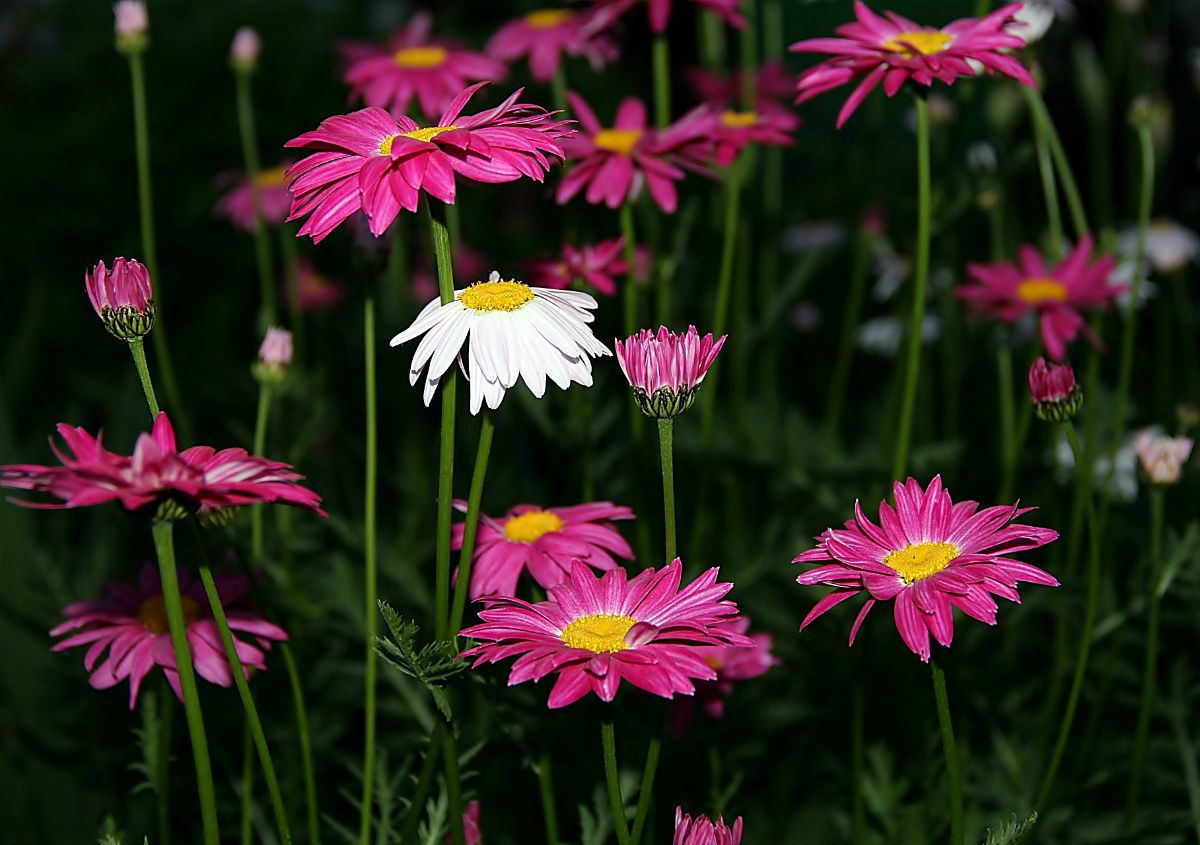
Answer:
(958, 237, 1122, 360)
(461, 559, 752, 708)
(674, 808, 743, 845)
(688, 60, 797, 120)
(589, 0, 744, 36)
(557, 92, 712, 213)
(790, 1, 1034, 127)
(794, 476, 1059, 662)
(257, 327, 293, 373)
(51, 563, 287, 707)
(670, 617, 778, 734)
(700, 105, 795, 166)
(452, 500, 634, 599)
(1028, 357, 1082, 422)
(230, 26, 261, 70)
(527, 238, 635, 296)
(341, 12, 507, 119)
(86, 258, 155, 340)
(216, 163, 293, 231)
(286, 83, 572, 242)
(614, 325, 726, 418)
(411, 241, 489, 302)
(114, 1, 148, 41)
(284, 259, 344, 312)
(487, 8, 617, 82)
(1135, 431, 1194, 485)
(1, 412, 325, 518)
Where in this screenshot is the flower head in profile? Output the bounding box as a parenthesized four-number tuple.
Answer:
(285, 259, 344, 313)
(794, 476, 1059, 662)
(487, 8, 617, 82)
(790, 1, 1033, 127)
(588, 0, 744, 36)
(216, 163, 293, 232)
(1135, 431, 1193, 485)
(674, 807, 743, 845)
(254, 327, 294, 385)
(1028, 357, 1082, 422)
(461, 560, 752, 708)
(341, 12, 506, 119)
(286, 84, 572, 242)
(958, 236, 1122, 360)
(51, 563, 286, 707)
(452, 500, 634, 599)
(615, 326, 726, 418)
(1, 412, 325, 520)
(86, 258, 155, 341)
(391, 271, 610, 414)
(527, 238, 636, 296)
(230, 26, 261, 71)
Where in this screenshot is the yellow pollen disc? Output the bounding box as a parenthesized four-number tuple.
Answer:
(379, 125, 460, 156)
(882, 542, 960, 584)
(1016, 277, 1069, 304)
(460, 279, 536, 313)
(593, 128, 643, 155)
(393, 45, 448, 68)
(561, 613, 638, 653)
(138, 595, 201, 635)
(525, 9, 573, 27)
(255, 165, 289, 187)
(503, 510, 564, 543)
(720, 110, 760, 128)
(882, 30, 954, 58)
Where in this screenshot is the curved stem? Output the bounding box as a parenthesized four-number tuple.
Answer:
(157, 689, 173, 845)
(129, 338, 161, 419)
(652, 37, 670, 128)
(359, 298, 379, 845)
(281, 644, 321, 845)
(931, 660, 964, 845)
(701, 161, 743, 440)
(630, 736, 662, 845)
(1127, 486, 1166, 824)
(279, 225, 304, 356)
(450, 412, 495, 643)
(601, 719, 632, 845)
(1022, 85, 1090, 240)
(656, 418, 676, 564)
(619, 204, 639, 340)
(250, 384, 273, 564)
(241, 723, 255, 845)
(235, 71, 277, 327)
(442, 728, 466, 845)
(1030, 96, 1064, 261)
(550, 66, 568, 114)
(398, 725, 444, 845)
(536, 752, 561, 845)
(996, 343, 1016, 500)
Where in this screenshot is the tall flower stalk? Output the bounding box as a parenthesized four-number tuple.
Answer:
(233, 49, 278, 328)
(358, 298, 379, 845)
(449, 412, 496, 643)
(932, 661, 964, 845)
(1127, 484, 1166, 822)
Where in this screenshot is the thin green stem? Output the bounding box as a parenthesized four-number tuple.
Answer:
(449, 412, 496, 642)
(281, 644, 321, 845)
(157, 689, 173, 845)
(1127, 486, 1166, 824)
(359, 298, 379, 845)
(129, 338, 161, 419)
(996, 343, 1016, 500)
(852, 679, 866, 845)
(398, 725, 444, 845)
(442, 729, 466, 845)
(241, 723, 255, 845)
(824, 227, 872, 431)
(1030, 94, 1064, 260)
(551, 66, 568, 114)
(151, 521, 219, 845)
(236, 70, 278, 327)
(250, 384, 273, 564)
(652, 36, 670, 128)
(891, 96, 932, 482)
(630, 736, 662, 845)
(656, 418, 676, 564)
(1168, 671, 1200, 845)
(931, 661, 964, 845)
(601, 720, 632, 845)
(1023, 85, 1090, 241)
(536, 752, 561, 845)
(278, 225, 304, 358)
(697, 10, 726, 72)
(700, 161, 743, 440)
(620, 204, 639, 340)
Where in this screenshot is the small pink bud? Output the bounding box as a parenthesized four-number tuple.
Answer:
(113, 1, 148, 51)
(1135, 431, 1193, 485)
(1028, 357, 1082, 422)
(258, 327, 294, 368)
(230, 27, 261, 71)
(86, 258, 155, 340)
(614, 326, 726, 418)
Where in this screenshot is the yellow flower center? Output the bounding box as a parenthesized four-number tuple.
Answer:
(460, 279, 536, 312)
(720, 110, 760, 128)
(593, 129, 643, 155)
(882, 542, 960, 584)
(393, 45, 448, 68)
(379, 125, 460, 156)
(255, 165, 289, 187)
(137, 595, 201, 635)
(503, 509, 564, 543)
(561, 613, 638, 653)
(1016, 277, 1069, 304)
(525, 9, 573, 27)
(882, 30, 954, 58)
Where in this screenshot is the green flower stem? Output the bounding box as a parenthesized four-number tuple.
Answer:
(236, 70, 278, 327)
(359, 298, 380, 845)
(656, 418, 676, 564)
(129, 338, 161, 419)
(652, 36, 670, 129)
(282, 644, 321, 845)
(852, 679, 866, 845)
(442, 728, 466, 845)
(398, 725, 444, 845)
(278, 224, 304, 357)
(620, 204, 640, 340)
(536, 752, 561, 845)
(150, 521, 219, 845)
(250, 384, 273, 564)
(1022, 85, 1090, 241)
(1127, 485, 1166, 824)
(630, 736, 662, 845)
(824, 226, 873, 432)
(551, 66, 568, 114)
(700, 159, 744, 440)
(996, 343, 1016, 500)
(1035, 424, 1101, 811)
(241, 724, 255, 845)
(157, 689, 173, 845)
(1030, 93, 1064, 261)
(697, 10, 726, 72)
(931, 660, 964, 845)
(891, 96, 932, 483)
(449, 411, 496, 643)
(601, 719, 633, 845)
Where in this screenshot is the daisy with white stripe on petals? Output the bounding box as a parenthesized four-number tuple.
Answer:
(391, 270, 610, 413)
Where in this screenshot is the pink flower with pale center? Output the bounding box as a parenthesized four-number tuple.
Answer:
(216, 163, 294, 232)
(51, 563, 287, 707)
(452, 500, 634, 599)
(588, 0, 744, 36)
(790, 1, 1034, 127)
(674, 807, 743, 845)
(527, 238, 635, 296)
(1135, 431, 1194, 485)
(958, 236, 1123, 360)
(460, 559, 752, 708)
(286, 83, 572, 242)
(794, 476, 1059, 662)
(614, 325, 726, 418)
(341, 12, 507, 120)
(1, 412, 325, 518)
(487, 8, 617, 82)
(284, 259, 344, 313)
(556, 91, 712, 213)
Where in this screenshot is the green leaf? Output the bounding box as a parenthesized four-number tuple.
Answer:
(374, 600, 467, 720)
(983, 812, 1037, 845)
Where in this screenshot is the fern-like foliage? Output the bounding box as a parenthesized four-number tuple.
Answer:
(982, 812, 1037, 845)
(374, 600, 467, 720)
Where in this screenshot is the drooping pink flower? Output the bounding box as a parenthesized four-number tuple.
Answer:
(674, 807, 743, 845)
(487, 8, 617, 82)
(286, 83, 572, 242)
(958, 237, 1123, 360)
(527, 238, 634, 296)
(1135, 431, 1194, 485)
(460, 560, 752, 708)
(794, 476, 1059, 662)
(452, 500, 634, 599)
(699, 105, 796, 167)
(614, 325, 726, 418)
(341, 12, 507, 119)
(556, 91, 712, 213)
(284, 259, 344, 312)
(86, 258, 155, 340)
(1028, 357, 1082, 422)
(790, 1, 1034, 127)
(216, 163, 294, 231)
(588, 0, 744, 36)
(51, 563, 287, 707)
(1, 412, 325, 518)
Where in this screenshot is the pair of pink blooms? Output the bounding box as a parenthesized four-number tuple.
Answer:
(527, 237, 642, 296)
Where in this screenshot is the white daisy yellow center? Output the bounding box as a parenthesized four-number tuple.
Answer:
(379, 125, 460, 156)
(255, 165, 289, 187)
(138, 595, 201, 635)
(882, 541, 960, 583)
(460, 279, 536, 312)
(882, 30, 954, 57)
(1017, 277, 1069, 304)
(720, 110, 759, 128)
(503, 510, 564, 543)
(525, 9, 573, 27)
(594, 129, 643, 155)
(393, 45, 448, 68)
(561, 613, 637, 653)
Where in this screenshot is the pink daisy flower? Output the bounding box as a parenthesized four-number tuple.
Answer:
(284, 259, 344, 312)
(957, 236, 1122, 360)
(674, 808, 743, 845)
(1136, 431, 1194, 485)
(670, 617, 778, 735)
(215, 163, 293, 232)
(460, 560, 752, 708)
(50, 563, 287, 707)
(340, 12, 507, 119)
(556, 91, 712, 213)
(452, 500, 634, 599)
(699, 105, 796, 167)
(487, 8, 617, 83)
(790, 1, 1034, 128)
(285, 83, 572, 242)
(526, 237, 635, 296)
(614, 325, 726, 418)
(794, 476, 1059, 662)
(688, 60, 796, 118)
(1, 412, 325, 518)
(588, 0, 744, 36)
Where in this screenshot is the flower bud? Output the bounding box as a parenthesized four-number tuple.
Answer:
(1135, 431, 1193, 485)
(1028, 357, 1082, 422)
(614, 326, 726, 419)
(113, 1, 149, 53)
(230, 27, 261, 72)
(253, 327, 293, 384)
(86, 258, 156, 341)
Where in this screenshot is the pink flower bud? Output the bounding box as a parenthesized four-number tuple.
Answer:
(258, 327, 294, 369)
(113, 1, 148, 49)
(1135, 431, 1193, 485)
(614, 326, 726, 418)
(86, 258, 155, 340)
(230, 27, 261, 70)
(1028, 357, 1082, 422)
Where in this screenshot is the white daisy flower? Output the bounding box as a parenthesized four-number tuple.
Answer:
(391, 271, 610, 414)
(1116, 219, 1200, 274)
